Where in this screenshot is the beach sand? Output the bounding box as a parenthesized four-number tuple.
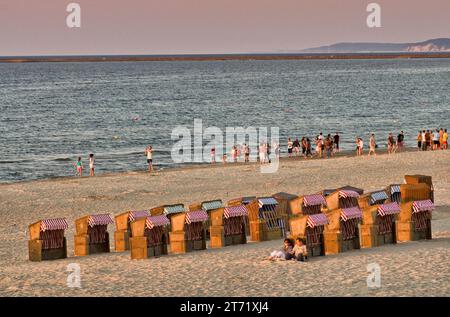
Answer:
(0, 149, 449, 296)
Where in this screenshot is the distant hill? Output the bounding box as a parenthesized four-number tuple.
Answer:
(301, 38, 450, 53)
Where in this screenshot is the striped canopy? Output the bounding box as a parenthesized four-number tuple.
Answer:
(370, 191, 389, 204)
(202, 200, 223, 211)
(338, 190, 360, 198)
(258, 197, 278, 207)
(129, 210, 149, 222)
(145, 215, 170, 229)
(303, 194, 326, 207)
(40, 218, 68, 232)
(412, 200, 434, 213)
(307, 213, 329, 228)
(224, 205, 248, 219)
(341, 207, 362, 221)
(164, 204, 185, 215)
(390, 185, 401, 194)
(378, 202, 401, 216)
(88, 214, 114, 227)
(185, 210, 209, 224)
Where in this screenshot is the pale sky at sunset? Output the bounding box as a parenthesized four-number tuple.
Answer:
(0, 0, 449, 56)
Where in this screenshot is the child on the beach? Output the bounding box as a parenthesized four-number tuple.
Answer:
(231, 146, 238, 162)
(291, 238, 308, 262)
(268, 238, 293, 261)
(89, 153, 95, 176)
(222, 154, 227, 163)
(144, 145, 153, 172)
(75, 157, 83, 176)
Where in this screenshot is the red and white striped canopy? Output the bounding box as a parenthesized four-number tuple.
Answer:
(145, 215, 170, 229)
(412, 200, 434, 213)
(129, 210, 149, 222)
(185, 210, 209, 224)
(88, 214, 114, 227)
(307, 213, 329, 228)
(303, 194, 326, 207)
(378, 202, 400, 217)
(40, 218, 68, 232)
(339, 190, 360, 198)
(224, 205, 248, 219)
(341, 207, 362, 221)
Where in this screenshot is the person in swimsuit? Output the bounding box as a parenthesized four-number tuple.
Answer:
(89, 153, 95, 176)
(75, 157, 83, 176)
(145, 145, 153, 173)
(210, 147, 216, 164)
(387, 133, 395, 154)
(333, 133, 340, 152)
(443, 129, 448, 150)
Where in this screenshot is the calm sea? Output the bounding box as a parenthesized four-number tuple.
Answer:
(1, 58, 449, 182)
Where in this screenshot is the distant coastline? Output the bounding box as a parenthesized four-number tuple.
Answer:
(1, 52, 450, 63)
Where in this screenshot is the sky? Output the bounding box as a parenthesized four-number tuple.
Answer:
(0, 0, 449, 56)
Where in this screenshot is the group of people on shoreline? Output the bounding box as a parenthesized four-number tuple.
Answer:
(417, 128, 448, 151)
(73, 128, 448, 177)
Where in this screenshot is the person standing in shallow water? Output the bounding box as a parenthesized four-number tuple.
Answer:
(145, 145, 153, 173)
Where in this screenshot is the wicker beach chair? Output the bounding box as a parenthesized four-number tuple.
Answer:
(28, 218, 68, 261)
(210, 205, 248, 248)
(323, 189, 362, 254)
(360, 202, 400, 248)
(397, 199, 433, 242)
(289, 213, 328, 257)
(169, 209, 208, 253)
(358, 190, 389, 208)
(114, 210, 149, 252)
(247, 197, 285, 242)
(404, 175, 434, 202)
(74, 214, 114, 256)
(129, 215, 170, 259)
(386, 184, 402, 204)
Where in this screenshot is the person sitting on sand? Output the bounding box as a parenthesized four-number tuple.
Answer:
(145, 145, 153, 172)
(89, 153, 95, 176)
(75, 157, 83, 177)
(268, 238, 294, 261)
(291, 238, 308, 262)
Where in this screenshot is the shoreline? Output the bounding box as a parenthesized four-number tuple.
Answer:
(0, 146, 422, 185)
(1, 52, 450, 64)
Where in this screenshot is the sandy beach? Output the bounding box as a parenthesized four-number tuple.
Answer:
(1, 149, 449, 297)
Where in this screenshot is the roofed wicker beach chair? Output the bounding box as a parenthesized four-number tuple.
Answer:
(246, 197, 285, 242)
(169, 209, 208, 253)
(210, 205, 248, 248)
(397, 199, 434, 242)
(28, 218, 68, 261)
(386, 184, 401, 204)
(358, 190, 389, 208)
(360, 202, 401, 248)
(74, 214, 114, 256)
(114, 210, 149, 252)
(129, 215, 170, 259)
(290, 212, 329, 257)
(227, 197, 255, 235)
(404, 175, 434, 202)
(189, 200, 223, 240)
(323, 189, 362, 254)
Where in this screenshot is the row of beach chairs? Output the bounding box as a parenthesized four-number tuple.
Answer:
(28, 174, 434, 261)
